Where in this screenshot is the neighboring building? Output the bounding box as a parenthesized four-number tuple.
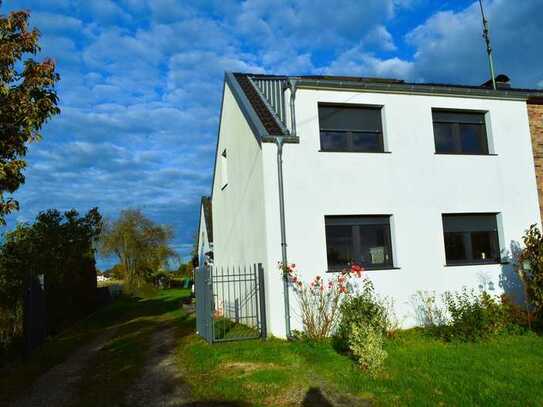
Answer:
(210, 72, 543, 338)
(196, 196, 214, 267)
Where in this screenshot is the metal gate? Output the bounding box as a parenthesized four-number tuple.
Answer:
(195, 263, 267, 343)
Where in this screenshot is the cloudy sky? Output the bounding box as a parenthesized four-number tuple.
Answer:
(3, 0, 543, 268)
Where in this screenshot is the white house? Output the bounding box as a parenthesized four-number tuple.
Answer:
(209, 72, 543, 338)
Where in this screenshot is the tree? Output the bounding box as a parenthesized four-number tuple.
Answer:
(0, 207, 102, 357)
(105, 264, 126, 280)
(0, 4, 60, 225)
(99, 209, 177, 288)
(178, 261, 193, 278)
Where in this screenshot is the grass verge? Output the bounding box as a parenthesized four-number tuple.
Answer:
(177, 329, 543, 406)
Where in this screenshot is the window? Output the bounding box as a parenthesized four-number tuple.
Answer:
(318, 104, 384, 152)
(432, 110, 489, 154)
(442, 214, 501, 265)
(325, 215, 393, 270)
(220, 149, 228, 189)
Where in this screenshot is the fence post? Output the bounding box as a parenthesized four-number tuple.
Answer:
(257, 263, 267, 339)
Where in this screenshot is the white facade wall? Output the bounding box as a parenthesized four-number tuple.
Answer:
(211, 84, 269, 270)
(259, 88, 541, 336)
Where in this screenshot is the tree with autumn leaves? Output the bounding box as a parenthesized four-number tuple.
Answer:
(0, 2, 60, 225)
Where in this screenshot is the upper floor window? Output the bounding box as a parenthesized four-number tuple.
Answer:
(318, 104, 384, 153)
(432, 110, 489, 155)
(325, 215, 393, 271)
(442, 213, 500, 266)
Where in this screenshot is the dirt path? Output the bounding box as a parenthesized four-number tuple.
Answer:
(126, 325, 192, 407)
(11, 327, 117, 407)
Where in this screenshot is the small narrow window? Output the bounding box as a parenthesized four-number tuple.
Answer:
(318, 104, 384, 152)
(325, 215, 393, 271)
(220, 149, 228, 190)
(432, 110, 489, 154)
(442, 214, 501, 265)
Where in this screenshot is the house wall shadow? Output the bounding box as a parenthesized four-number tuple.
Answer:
(499, 240, 526, 304)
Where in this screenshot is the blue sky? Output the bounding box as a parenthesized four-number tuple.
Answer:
(3, 0, 543, 269)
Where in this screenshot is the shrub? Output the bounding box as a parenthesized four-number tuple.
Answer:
(441, 289, 510, 341)
(518, 224, 543, 322)
(348, 323, 388, 376)
(410, 290, 447, 329)
(282, 263, 364, 341)
(334, 279, 389, 351)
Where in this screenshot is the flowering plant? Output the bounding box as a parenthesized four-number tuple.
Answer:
(280, 262, 364, 340)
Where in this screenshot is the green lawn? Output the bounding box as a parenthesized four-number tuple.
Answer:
(178, 327, 543, 406)
(3, 288, 543, 407)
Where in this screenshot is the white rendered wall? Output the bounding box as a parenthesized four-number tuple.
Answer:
(260, 88, 541, 335)
(211, 84, 269, 277)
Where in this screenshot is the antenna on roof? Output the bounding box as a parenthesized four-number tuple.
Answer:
(478, 0, 496, 90)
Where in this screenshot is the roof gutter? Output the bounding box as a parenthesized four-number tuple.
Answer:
(295, 78, 543, 101)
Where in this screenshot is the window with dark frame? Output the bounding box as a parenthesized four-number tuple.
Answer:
(325, 215, 393, 271)
(442, 214, 501, 266)
(432, 110, 489, 155)
(318, 104, 384, 152)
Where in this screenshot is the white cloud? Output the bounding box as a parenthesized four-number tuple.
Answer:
(31, 12, 83, 34)
(362, 25, 397, 52)
(321, 47, 414, 79)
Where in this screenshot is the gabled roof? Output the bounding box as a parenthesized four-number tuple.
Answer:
(227, 72, 543, 143)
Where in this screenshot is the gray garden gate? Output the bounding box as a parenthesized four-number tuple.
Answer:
(195, 263, 267, 343)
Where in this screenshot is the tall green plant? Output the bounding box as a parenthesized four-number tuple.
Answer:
(518, 224, 543, 321)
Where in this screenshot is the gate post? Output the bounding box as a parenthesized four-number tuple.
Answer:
(257, 263, 267, 339)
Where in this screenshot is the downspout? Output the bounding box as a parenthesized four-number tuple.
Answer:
(276, 78, 297, 339)
(276, 136, 291, 338)
(288, 79, 297, 137)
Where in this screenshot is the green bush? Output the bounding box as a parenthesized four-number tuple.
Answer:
(441, 289, 510, 341)
(348, 323, 388, 376)
(519, 224, 543, 322)
(334, 279, 389, 351)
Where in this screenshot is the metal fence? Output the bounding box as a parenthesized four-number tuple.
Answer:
(195, 263, 267, 343)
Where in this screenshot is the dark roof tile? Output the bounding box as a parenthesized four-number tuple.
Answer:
(233, 73, 285, 136)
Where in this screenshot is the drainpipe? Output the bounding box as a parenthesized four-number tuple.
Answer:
(275, 136, 291, 338)
(288, 79, 297, 137)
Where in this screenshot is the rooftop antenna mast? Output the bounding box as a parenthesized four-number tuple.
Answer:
(479, 0, 496, 89)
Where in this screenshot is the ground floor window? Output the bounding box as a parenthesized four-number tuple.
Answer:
(325, 215, 393, 271)
(442, 213, 500, 265)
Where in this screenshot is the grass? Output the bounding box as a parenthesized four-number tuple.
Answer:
(4, 288, 543, 406)
(178, 328, 543, 406)
(97, 279, 124, 287)
(0, 288, 191, 406)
